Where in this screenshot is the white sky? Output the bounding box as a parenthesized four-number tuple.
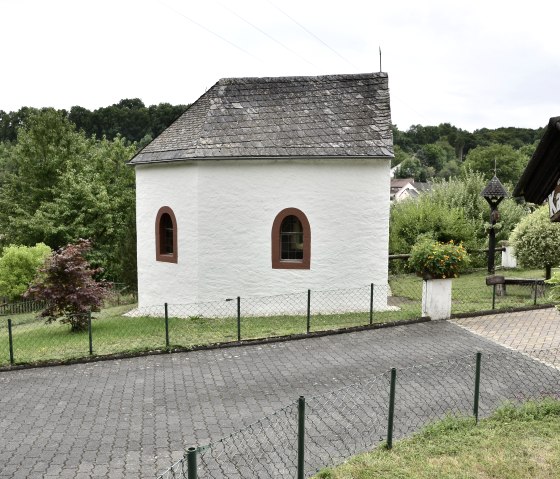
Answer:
(2, 0, 559, 132)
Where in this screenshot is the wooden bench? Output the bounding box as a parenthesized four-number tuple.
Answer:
(486, 275, 546, 298)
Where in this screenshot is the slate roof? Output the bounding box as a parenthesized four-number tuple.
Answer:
(482, 176, 509, 199)
(130, 73, 393, 165)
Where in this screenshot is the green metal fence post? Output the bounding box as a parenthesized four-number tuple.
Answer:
(88, 311, 93, 356)
(186, 446, 198, 479)
(8, 318, 14, 365)
(369, 283, 374, 325)
(164, 302, 170, 350)
(533, 284, 538, 306)
(237, 296, 241, 342)
(473, 352, 482, 424)
(387, 368, 397, 449)
(492, 284, 496, 310)
(297, 395, 306, 479)
(306, 289, 311, 334)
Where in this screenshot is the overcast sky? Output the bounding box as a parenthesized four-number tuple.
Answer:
(2, 0, 558, 132)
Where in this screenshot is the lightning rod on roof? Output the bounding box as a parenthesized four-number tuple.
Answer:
(379, 46, 382, 72)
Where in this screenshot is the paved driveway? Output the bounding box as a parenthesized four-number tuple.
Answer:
(0, 316, 558, 478)
(452, 307, 560, 364)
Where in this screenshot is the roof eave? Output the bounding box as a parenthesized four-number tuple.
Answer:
(513, 117, 560, 202)
(129, 154, 393, 166)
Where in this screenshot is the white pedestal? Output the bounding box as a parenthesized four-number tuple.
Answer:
(501, 246, 517, 269)
(422, 278, 452, 320)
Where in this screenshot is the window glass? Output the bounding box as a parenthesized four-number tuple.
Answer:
(280, 216, 304, 260)
(160, 213, 174, 254)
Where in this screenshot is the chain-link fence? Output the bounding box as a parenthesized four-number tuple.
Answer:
(0, 284, 425, 368)
(1, 275, 556, 368)
(451, 276, 552, 315)
(156, 347, 560, 479)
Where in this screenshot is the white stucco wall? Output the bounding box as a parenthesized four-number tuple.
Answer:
(135, 158, 390, 311)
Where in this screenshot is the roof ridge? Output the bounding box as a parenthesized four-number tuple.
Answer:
(217, 72, 387, 85)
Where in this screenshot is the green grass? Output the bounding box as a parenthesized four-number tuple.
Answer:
(391, 268, 553, 314)
(314, 399, 560, 479)
(0, 268, 554, 367)
(0, 304, 423, 366)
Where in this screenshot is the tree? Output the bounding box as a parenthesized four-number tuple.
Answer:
(389, 199, 479, 256)
(0, 109, 137, 286)
(510, 205, 560, 275)
(0, 243, 51, 300)
(428, 170, 528, 245)
(416, 143, 449, 171)
(25, 239, 109, 332)
(462, 144, 529, 185)
(394, 156, 431, 182)
(389, 170, 530, 270)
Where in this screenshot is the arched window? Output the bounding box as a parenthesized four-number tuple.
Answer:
(155, 206, 177, 263)
(271, 208, 310, 269)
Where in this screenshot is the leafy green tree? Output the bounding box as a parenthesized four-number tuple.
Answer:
(394, 156, 432, 182)
(510, 205, 560, 274)
(0, 243, 51, 300)
(25, 239, 109, 332)
(0, 109, 137, 286)
(389, 170, 529, 271)
(428, 170, 528, 245)
(472, 127, 545, 149)
(0, 107, 37, 143)
(437, 159, 461, 179)
(463, 144, 529, 184)
(389, 199, 478, 256)
(391, 145, 411, 167)
(417, 143, 448, 170)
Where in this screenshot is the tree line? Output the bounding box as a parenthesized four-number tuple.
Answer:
(0, 99, 188, 146)
(392, 123, 545, 184)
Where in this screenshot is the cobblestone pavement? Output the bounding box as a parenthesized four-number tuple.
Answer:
(0, 319, 555, 478)
(452, 307, 560, 353)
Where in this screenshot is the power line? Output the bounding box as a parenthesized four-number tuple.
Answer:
(267, 0, 359, 70)
(216, 2, 319, 69)
(155, 0, 262, 62)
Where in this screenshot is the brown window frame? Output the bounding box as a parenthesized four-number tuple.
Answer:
(271, 208, 311, 269)
(155, 206, 178, 263)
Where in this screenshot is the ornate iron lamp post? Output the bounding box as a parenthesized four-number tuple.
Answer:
(481, 175, 508, 274)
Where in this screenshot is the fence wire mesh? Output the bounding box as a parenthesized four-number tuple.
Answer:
(304, 372, 390, 474)
(156, 347, 560, 479)
(2, 283, 423, 367)
(0, 275, 555, 368)
(158, 402, 299, 479)
(451, 278, 552, 314)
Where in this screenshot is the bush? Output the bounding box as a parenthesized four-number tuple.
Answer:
(0, 243, 51, 300)
(25, 239, 110, 332)
(390, 197, 479, 255)
(408, 238, 470, 279)
(389, 170, 529, 272)
(510, 205, 560, 270)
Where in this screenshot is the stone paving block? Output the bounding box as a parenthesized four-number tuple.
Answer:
(1, 316, 559, 478)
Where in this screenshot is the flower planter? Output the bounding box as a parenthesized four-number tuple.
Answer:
(422, 278, 452, 320)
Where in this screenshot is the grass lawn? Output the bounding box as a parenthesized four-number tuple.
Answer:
(391, 268, 553, 314)
(0, 268, 554, 367)
(0, 304, 422, 366)
(314, 399, 560, 479)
